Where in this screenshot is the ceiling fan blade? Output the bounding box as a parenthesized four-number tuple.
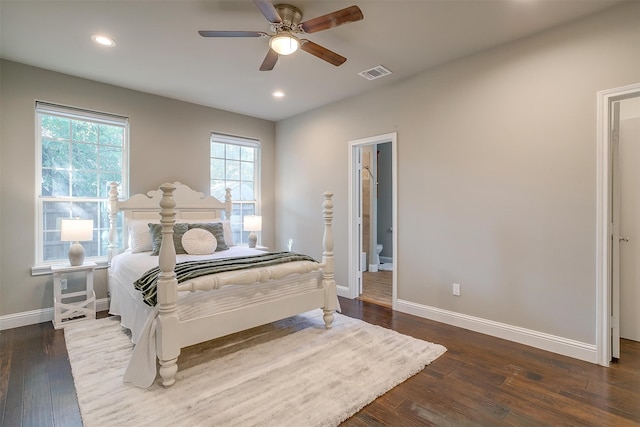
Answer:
(300, 40, 346, 66)
(253, 0, 282, 23)
(299, 5, 363, 34)
(199, 30, 268, 38)
(259, 48, 279, 71)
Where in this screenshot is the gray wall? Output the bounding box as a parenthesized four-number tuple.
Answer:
(275, 3, 640, 345)
(0, 60, 275, 317)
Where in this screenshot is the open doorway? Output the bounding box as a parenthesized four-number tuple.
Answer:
(347, 133, 397, 308)
(596, 83, 640, 366)
(360, 143, 393, 306)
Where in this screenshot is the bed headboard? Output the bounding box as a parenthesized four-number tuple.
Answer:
(107, 182, 231, 259)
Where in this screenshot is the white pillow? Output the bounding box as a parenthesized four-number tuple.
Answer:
(128, 220, 156, 253)
(181, 228, 217, 255)
(179, 219, 234, 247)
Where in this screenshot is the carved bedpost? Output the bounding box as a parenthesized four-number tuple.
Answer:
(156, 183, 180, 387)
(107, 182, 119, 261)
(321, 191, 337, 329)
(224, 188, 232, 220)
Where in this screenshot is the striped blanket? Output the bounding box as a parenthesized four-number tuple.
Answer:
(133, 251, 318, 307)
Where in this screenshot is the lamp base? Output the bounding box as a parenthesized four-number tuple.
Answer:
(248, 232, 257, 248)
(68, 242, 85, 266)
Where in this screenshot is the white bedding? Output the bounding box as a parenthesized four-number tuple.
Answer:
(108, 247, 323, 343)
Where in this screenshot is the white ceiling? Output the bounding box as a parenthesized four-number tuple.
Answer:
(0, 0, 622, 121)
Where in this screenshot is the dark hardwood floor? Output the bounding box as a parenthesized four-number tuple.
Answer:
(339, 299, 640, 426)
(1, 301, 639, 426)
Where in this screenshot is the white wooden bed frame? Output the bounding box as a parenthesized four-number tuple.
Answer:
(107, 182, 337, 387)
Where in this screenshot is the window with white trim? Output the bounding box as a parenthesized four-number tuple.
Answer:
(210, 133, 260, 246)
(36, 102, 129, 265)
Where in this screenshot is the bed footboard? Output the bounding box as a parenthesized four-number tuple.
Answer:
(153, 183, 336, 387)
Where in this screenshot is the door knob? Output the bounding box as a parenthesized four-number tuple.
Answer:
(619, 236, 629, 242)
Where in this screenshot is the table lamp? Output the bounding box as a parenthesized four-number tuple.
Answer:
(243, 215, 262, 248)
(61, 219, 93, 266)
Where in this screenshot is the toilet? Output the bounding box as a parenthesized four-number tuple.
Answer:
(375, 244, 383, 265)
(369, 244, 383, 272)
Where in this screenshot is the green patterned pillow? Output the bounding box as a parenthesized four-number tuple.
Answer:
(148, 223, 189, 256)
(187, 223, 229, 251)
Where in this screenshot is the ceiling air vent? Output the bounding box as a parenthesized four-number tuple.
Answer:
(358, 65, 392, 81)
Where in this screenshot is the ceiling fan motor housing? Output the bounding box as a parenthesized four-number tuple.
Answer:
(274, 4, 303, 30)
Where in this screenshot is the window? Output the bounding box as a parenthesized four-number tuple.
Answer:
(36, 102, 129, 265)
(210, 133, 260, 246)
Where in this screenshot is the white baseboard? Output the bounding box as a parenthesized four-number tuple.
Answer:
(337, 284, 354, 299)
(396, 299, 597, 363)
(0, 298, 110, 331)
(2, 296, 597, 363)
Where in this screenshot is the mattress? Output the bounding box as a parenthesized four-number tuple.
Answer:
(108, 247, 323, 343)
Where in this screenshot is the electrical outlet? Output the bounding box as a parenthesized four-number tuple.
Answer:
(452, 283, 461, 296)
(60, 278, 68, 290)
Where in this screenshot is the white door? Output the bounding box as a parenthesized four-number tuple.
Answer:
(356, 147, 367, 296)
(611, 100, 622, 359)
(356, 147, 364, 295)
(618, 97, 640, 343)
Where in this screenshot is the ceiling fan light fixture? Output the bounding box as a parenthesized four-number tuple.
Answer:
(269, 33, 299, 55)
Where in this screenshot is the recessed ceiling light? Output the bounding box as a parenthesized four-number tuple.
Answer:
(91, 34, 116, 47)
(272, 91, 285, 98)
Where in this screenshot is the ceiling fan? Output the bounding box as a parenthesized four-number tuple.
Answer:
(198, 0, 364, 71)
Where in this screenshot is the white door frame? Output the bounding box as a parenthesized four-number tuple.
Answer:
(347, 132, 398, 308)
(595, 82, 640, 366)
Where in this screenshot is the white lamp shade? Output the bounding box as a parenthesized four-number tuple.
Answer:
(61, 219, 93, 242)
(243, 215, 262, 232)
(269, 34, 299, 55)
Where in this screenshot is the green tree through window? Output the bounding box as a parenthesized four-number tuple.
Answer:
(37, 102, 129, 264)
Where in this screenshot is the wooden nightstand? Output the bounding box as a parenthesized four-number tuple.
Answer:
(51, 262, 97, 329)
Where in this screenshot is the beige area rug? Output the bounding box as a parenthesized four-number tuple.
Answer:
(64, 310, 446, 427)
